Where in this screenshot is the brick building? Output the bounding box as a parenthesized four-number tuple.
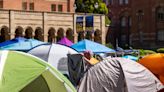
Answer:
(105, 0, 164, 49)
(0, 0, 75, 12)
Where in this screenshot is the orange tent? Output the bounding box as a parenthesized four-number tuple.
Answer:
(138, 53, 164, 84)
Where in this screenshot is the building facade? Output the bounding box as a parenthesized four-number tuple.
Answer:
(106, 0, 164, 49)
(0, 10, 106, 44)
(0, 0, 75, 12)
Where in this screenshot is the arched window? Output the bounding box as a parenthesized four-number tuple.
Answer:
(56, 28, 64, 42)
(119, 0, 123, 5)
(48, 28, 55, 43)
(156, 7, 164, 21)
(120, 16, 126, 27)
(137, 10, 144, 22)
(78, 31, 85, 41)
(94, 29, 102, 43)
(34, 27, 44, 41)
(125, 0, 128, 4)
(66, 28, 74, 42)
(25, 27, 33, 39)
(85, 31, 92, 40)
(15, 26, 23, 38)
(0, 26, 10, 42)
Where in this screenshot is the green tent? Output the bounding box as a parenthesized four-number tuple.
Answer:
(0, 51, 76, 92)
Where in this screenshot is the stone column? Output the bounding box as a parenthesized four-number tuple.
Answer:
(73, 13, 78, 43)
(100, 15, 106, 44)
(43, 12, 48, 42)
(9, 10, 15, 39)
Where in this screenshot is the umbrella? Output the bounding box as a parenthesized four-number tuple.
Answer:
(57, 37, 73, 46)
(71, 39, 115, 53)
(138, 53, 164, 84)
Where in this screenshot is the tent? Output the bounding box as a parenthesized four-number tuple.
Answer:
(138, 53, 164, 84)
(0, 38, 46, 51)
(78, 57, 164, 92)
(28, 43, 78, 75)
(71, 39, 115, 53)
(0, 51, 76, 92)
(57, 37, 73, 46)
(122, 55, 138, 61)
(0, 37, 26, 47)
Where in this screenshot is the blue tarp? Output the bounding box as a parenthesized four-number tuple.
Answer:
(122, 55, 139, 61)
(71, 39, 115, 53)
(0, 37, 26, 47)
(0, 38, 46, 51)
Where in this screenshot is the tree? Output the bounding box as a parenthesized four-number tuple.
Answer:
(75, 0, 110, 25)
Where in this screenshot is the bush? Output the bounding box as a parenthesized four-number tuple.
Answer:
(139, 49, 156, 56)
(157, 48, 164, 53)
(105, 43, 114, 49)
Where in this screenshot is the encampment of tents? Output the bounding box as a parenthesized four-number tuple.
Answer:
(0, 51, 76, 92)
(71, 39, 115, 53)
(138, 53, 164, 84)
(28, 43, 78, 75)
(78, 57, 164, 92)
(0, 38, 46, 51)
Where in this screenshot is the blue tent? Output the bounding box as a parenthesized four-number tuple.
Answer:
(0, 37, 26, 47)
(122, 55, 139, 61)
(71, 39, 115, 53)
(0, 38, 46, 51)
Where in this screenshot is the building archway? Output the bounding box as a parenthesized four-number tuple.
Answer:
(0, 26, 10, 42)
(78, 31, 85, 41)
(66, 28, 74, 42)
(34, 27, 44, 41)
(25, 27, 33, 39)
(94, 29, 102, 43)
(48, 27, 55, 43)
(85, 31, 92, 40)
(56, 28, 64, 42)
(15, 26, 23, 38)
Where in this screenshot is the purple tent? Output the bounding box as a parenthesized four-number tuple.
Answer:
(57, 37, 73, 46)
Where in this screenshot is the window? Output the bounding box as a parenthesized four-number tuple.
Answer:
(29, 2, 34, 10)
(58, 5, 63, 12)
(120, 17, 126, 27)
(157, 30, 164, 41)
(51, 4, 56, 11)
(0, 1, 3, 8)
(119, 0, 123, 5)
(109, 0, 113, 5)
(119, 0, 128, 5)
(22, 2, 27, 10)
(156, 7, 164, 21)
(137, 10, 144, 22)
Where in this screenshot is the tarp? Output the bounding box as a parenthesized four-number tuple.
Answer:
(122, 55, 138, 61)
(78, 57, 164, 92)
(71, 39, 115, 53)
(28, 44, 78, 75)
(57, 37, 73, 46)
(0, 51, 76, 92)
(138, 53, 164, 84)
(0, 38, 46, 51)
(0, 37, 26, 47)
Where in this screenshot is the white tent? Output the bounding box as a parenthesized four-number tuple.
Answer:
(78, 57, 164, 92)
(28, 44, 78, 75)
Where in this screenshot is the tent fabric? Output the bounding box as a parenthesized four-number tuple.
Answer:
(28, 43, 78, 75)
(122, 55, 138, 61)
(78, 58, 127, 92)
(67, 54, 86, 86)
(71, 39, 115, 53)
(0, 51, 76, 92)
(110, 57, 164, 92)
(0, 37, 26, 47)
(0, 38, 45, 51)
(57, 37, 73, 46)
(78, 57, 164, 92)
(138, 53, 164, 84)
